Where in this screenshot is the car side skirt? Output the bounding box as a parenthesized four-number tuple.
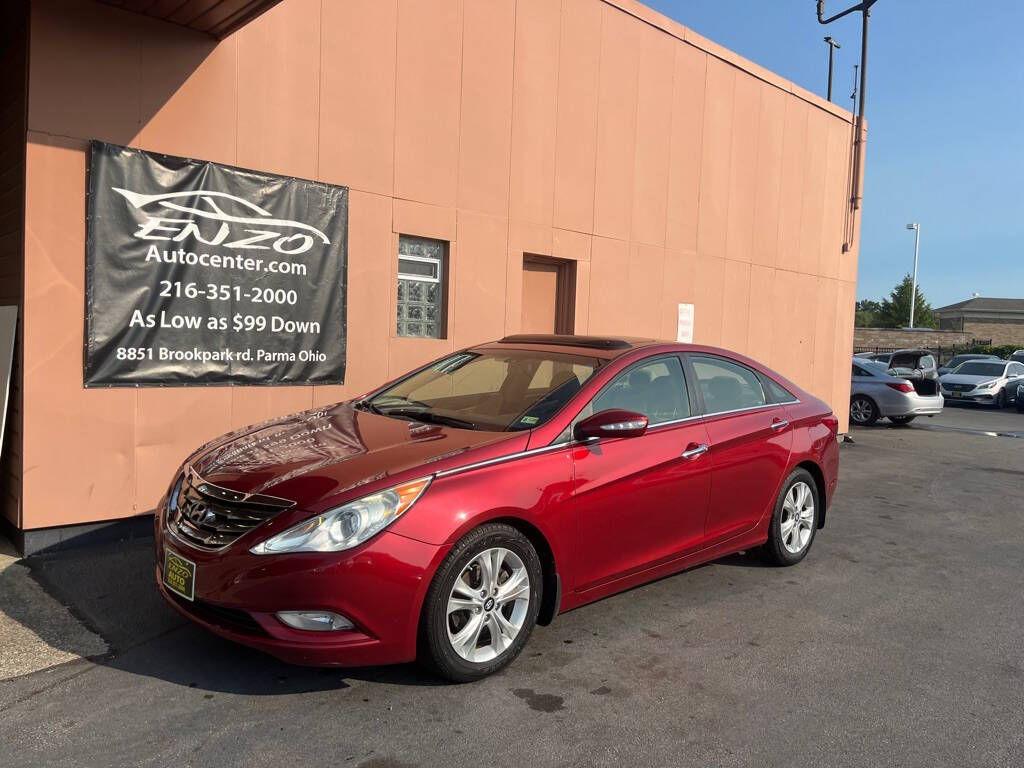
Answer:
(559, 526, 769, 614)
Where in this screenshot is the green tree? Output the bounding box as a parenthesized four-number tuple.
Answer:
(855, 299, 882, 327)
(877, 275, 937, 329)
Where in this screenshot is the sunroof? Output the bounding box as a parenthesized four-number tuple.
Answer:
(498, 334, 634, 350)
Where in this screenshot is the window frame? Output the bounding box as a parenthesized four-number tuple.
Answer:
(396, 234, 449, 339)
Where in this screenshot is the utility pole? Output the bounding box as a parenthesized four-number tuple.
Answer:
(824, 36, 841, 102)
(817, 1, 880, 211)
(906, 223, 921, 328)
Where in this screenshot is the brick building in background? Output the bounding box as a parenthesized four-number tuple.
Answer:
(935, 298, 1024, 347)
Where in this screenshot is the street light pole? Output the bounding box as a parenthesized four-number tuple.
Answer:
(906, 223, 920, 328)
(817, 1, 880, 211)
(824, 36, 841, 102)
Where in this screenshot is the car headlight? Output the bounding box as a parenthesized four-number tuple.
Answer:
(249, 477, 431, 554)
(975, 380, 998, 390)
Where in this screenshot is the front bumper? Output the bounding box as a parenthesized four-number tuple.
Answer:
(155, 511, 449, 668)
(941, 387, 999, 404)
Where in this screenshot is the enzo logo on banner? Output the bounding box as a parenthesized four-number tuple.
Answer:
(111, 188, 330, 255)
(84, 141, 349, 387)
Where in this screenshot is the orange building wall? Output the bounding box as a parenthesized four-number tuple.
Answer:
(20, 0, 860, 530)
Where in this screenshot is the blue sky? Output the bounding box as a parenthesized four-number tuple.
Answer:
(645, 0, 1024, 308)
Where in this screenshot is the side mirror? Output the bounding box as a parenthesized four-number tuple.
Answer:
(574, 409, 648, 441)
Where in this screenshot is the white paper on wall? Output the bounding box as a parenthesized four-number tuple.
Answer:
(676, 303, 694, 344)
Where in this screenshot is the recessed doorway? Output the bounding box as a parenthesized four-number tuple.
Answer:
(521, 255, 576, 335)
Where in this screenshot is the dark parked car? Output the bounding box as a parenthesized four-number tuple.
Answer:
(937, 353, 1000, 377)
(156, 335, 840, 681)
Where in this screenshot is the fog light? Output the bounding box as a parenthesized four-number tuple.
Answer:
(276, 611, 354, 632)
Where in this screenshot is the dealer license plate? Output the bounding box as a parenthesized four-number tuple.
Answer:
(163, 549, 196, 601)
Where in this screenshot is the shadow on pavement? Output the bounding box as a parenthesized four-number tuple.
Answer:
(26, 538, 445, 695)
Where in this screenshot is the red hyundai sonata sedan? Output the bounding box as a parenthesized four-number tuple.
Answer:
(156, 335, 839, 681)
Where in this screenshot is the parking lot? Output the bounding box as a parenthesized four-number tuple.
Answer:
(2, 408, 1023, 768)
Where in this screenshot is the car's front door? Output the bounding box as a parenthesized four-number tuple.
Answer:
(572, 355, 712, 590)
(688, 354, 793, 546)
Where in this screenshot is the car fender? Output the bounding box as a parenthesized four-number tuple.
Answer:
(387, 448, 577, 593)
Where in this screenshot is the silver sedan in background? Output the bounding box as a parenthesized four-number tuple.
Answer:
(850, 358, 944, 426)
(939, 360, 1024, 408)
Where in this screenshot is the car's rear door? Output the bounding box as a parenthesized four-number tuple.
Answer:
(571, 355, 711, 590)
(686, 354, 793, 547)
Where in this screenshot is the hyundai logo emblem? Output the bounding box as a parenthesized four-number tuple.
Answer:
(186, 501, 215, 525)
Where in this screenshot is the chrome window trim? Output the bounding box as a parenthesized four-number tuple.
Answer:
(700, 401, 793, 419)
(646, 413, 704, 430)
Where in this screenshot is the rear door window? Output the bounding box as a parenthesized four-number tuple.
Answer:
(691, 356, 767, 415)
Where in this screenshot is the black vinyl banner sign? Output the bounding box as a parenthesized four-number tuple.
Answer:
(85, 141, 348, 387)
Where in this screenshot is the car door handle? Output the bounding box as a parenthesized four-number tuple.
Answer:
(682, 443, 708, 459)
(770, 419, 789, 431)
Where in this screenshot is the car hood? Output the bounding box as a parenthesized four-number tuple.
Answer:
(940, 374, 1001, 386)
(187, 403, 524, 509)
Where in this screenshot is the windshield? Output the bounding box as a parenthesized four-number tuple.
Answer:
(948, 356, 990, 367)
(362, 350, 602, 431)
(951, 362, 1006, 377)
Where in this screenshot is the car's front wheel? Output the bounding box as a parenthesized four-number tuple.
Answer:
(420, 523, 542, 682)
(764, 469, 819, 566)
(850, 395, 879, 426)
(995, 389, 1007, 409)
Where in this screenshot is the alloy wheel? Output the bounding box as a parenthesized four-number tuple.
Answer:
(850, 397, 872, 424)
(446, 547, 530, 663)
(780, 481, 815, 554)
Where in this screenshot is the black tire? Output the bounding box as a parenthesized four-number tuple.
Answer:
(849, 395, 879, 426)
(995, 389, 1007, 409)
(1017, 399, 1024, 414)
(419, 523, 542, 683)
(888, 415, 916, 425)
(763, 468, 820, 567)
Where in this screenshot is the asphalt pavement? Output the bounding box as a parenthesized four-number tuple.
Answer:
(2, 409, 1023, 767)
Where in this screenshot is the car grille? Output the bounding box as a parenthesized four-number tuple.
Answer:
(945, 383, 975, 392)
(168, 591, 267, 636)
(167, 469, 295, 551)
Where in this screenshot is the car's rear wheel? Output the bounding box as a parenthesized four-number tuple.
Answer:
(889, 415, 916, 425)
(1017, 398, 1024, 414)
(850, 395, 879, 426)
(419, 523, 542, 682)
(764, 469, 819, 566)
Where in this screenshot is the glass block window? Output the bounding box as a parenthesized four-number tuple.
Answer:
(397, 235, 446, 338)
